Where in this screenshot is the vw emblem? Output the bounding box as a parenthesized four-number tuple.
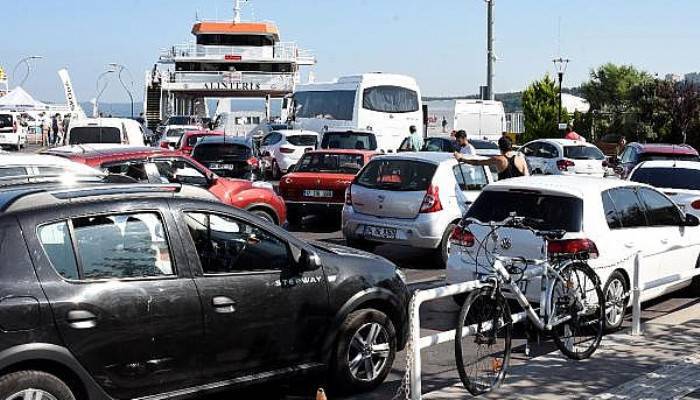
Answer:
(500, 237, 512, 250)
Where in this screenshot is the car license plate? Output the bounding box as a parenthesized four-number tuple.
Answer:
(303, 189, 333, 198)
(364, 225, 397, 240)
(209, 163, 235, 170)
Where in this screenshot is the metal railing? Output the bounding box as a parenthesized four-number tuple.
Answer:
(159, 42, 314, 64)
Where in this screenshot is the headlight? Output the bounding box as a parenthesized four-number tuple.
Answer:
(396, 268, 407, 284)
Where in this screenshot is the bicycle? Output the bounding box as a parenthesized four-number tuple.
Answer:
(453, 215, 605, 396)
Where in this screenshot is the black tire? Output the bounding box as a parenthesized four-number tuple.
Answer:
(250, 209, 276, 225)
(455, 287, 512, 396)
(271, 161, 282, 180)
(346, 238, 376, 252)
(331, 309, 397, 393)
(438, 223, 457, 268)
(550, 262, 605, 360)
(286, 209, 303, 227)
(602, 270, 628, 331)
(691, 256, 700, 295)
(0, 371, 75, 400)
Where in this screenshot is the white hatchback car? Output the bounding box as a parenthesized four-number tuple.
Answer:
(519, 139, 606, 177)
(0, 112, 27, 150)
(342, 152, 494, 265)
(446, 175, 700, 330)
(259, 129, 319, 178)
(629, 160, 700, 219)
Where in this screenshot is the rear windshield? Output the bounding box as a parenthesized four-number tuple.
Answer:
(564, 146, 605, 160)
(287, 135, 317, 147)
(0, 114, 13, 128)
(471, 140, 499, 150)
(466, 190, 584, 232)
(639, 153, 699, 162)
(186, 135, 204, 147)
(630, 167, 700, 191)
(69, 127, 121, 144)
(296, 153, 365, 174)
(357, 159, 436, 191)
(322, 132, 377, 150)
(166, 128, 190, 138)
(167, 116, 194, 125)
(193, 143, 251, 161)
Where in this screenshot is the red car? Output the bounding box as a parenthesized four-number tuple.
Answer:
(614, 142, 700, 178)
(174, 130, 224, 155)
(45, 146, 286, 225)
(279, 149, 376, 225)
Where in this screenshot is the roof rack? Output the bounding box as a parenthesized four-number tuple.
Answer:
(50, 184, 182, 200)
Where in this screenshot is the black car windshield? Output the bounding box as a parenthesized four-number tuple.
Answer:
(639, 153, 700, 162)
(166, 128, 192, 138)
(322, 132, 377, 150)
(296, 153, 365, 173)
(167, 116, 194, 125)
(471, 140, 499, 150)
(564, 146, 605, 160)
(193, 143, 252, 161)
(69, 127, 121, 144)
(357, 159, 436, 191)
(286, 135, 317, 146)
(0, 114, 13, 128)
(630, 167, 700, 191)
(466, 190, 584, 232)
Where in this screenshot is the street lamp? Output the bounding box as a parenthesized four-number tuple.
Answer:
(11, 55, 43, 87)
(108, 63, 135, 118)
(552, 57, 570, 131)
(94, 69, 116, 117)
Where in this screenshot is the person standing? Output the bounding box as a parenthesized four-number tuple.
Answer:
(454, 130, 476, 155)
(441, 116, 448, 133)
(564, 124, 585, 142)
(408, 125, 423, 151)
(50, 114, 59, 146)
(454, 137, 528, 180)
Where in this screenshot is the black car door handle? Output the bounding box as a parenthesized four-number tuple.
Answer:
(66, 310, 97, 329)
(211, 296, 236, 314)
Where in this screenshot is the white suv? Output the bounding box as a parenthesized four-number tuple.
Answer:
(446, 175, 700, 330)
(519, 139, 606, 177)
(342, 152, 494, 265)
(260, 129, 319, 178)
(0, 112, 27, 150)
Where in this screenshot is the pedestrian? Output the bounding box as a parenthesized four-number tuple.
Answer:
(408, 125, 423, 151)
(50, 114, 59, 146)
(564, 124, 585, 142)
(617, 135, 627, 155)
(454, 130, 476, 155)
(454, 136, 529, 180)
(441, 116, 448, 133)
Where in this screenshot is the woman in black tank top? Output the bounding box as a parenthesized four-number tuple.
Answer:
(498, 154, 525, 180)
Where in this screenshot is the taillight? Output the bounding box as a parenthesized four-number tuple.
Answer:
(345, 186, 352, 205)
(246, 157, 259, 167)
(419, 185, 443, 213)
(691, 200, 700, 210)
(548, 239, 599, 259)
(557, 159, 575, 171)
(449, 226, 474, 247)
(280, 147, 294, 154)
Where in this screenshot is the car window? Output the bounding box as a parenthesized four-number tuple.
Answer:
(564, 146, 605, 160)
(0, 114, 13, 128)
(262, 132, 282, 146)
(607, 187, 646, 228)
(153, 159, 207, 185)
(423, 138, 444, 152)
(538, 143, 559, 159)
(104, 162, 150, 183)
(637, 187, 683, 226)
(453, 164, 488, 191)
(398, 137, 411, 151)
(0, 167, 29, 178)
(38, 221, 79, 279)
(295, 152, 365, 173)
(630, 167, 700, 191)
(520, 143, 540, 157)
(69, 127, 121, 144)
(321, 132, 377, 151)
(620, 147, 635, 163)
(601, 190, 622, 229)
(286, 134, 317, 147)
(185, 212, 289, 273)
(356, 159, 436, 191)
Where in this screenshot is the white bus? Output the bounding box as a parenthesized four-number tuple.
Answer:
(291, 73, 423, 152)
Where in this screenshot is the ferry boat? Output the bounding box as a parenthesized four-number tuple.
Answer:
(144, 0, 315, 130)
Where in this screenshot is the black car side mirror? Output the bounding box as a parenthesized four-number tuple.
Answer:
(684, 213, 700, 227)
(299, 248, 321, 271)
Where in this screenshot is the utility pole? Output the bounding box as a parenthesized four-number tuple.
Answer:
(485, 0, 495, 100)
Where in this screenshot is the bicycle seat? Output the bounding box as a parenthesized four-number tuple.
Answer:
(535, 230, 566, 240)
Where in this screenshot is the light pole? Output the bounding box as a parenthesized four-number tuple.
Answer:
(11, 55, 43, 87)
(485, 0, 495, 100)
(94, 69, 116, 117)
(552, 57, 570, 131)
(108, 63, 135, 118)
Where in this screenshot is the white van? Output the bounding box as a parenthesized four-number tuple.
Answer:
(0, 112, 27, 150)
(428, 100, 505, 141)
(65, 118, 145, 146)
(292, 73, 423, 153)
(213, 111, 266, 137)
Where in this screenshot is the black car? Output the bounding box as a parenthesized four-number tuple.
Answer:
(0, 182, 408, 400)
(191, 136, 262, 180)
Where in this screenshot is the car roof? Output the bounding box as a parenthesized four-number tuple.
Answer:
(46, 145, 172, 159)
(528, 138, 594, 147)
(635, 160, 700, 170)
(0, 153, 86, 167)
(273, 129, 318, 136)
(183, 130, 224, 137)
(485, 175, 639, 198)
(304, 149, 376, 156)
(196, 135, 252, 146)
(325, 129, 374, 135)
(69, 118, 130, 128)
(629, 142, 699, 155)
(371, 151, 486, 164)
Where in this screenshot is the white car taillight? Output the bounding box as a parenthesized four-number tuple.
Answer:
(548, 238, 599, 259)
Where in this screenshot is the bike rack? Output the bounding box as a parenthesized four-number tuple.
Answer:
(408, 280, 529, 400)
(631, 253, 700, 335)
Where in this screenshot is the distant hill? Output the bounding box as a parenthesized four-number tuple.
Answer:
(81, 102, 144, 118)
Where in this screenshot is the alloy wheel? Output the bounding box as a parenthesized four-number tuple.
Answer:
(605, 278, 625, 327)
(5, 389, 58, 400)
(347, 322, 391, 382)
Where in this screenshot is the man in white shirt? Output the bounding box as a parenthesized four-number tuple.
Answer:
(455, 130, 476, 155)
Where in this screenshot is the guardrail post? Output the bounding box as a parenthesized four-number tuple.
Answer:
(410, 293, 423, 400)
(631, 253, 642, 336)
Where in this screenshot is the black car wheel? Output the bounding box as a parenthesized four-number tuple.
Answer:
(0, 371, 75, 400)
(332, 309, 396, 393)
(271, 161, 282, 180)
(691, 256, 700, 295)
(438, 223, 456, 267)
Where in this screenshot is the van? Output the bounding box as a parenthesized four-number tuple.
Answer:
(0, 112, 27, 150)
(65, 118, 145, 146)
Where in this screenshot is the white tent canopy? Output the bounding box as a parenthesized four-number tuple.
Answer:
(0, 86, 48, 111)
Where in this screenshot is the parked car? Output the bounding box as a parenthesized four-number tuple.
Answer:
(0, 153, 103, 181)
(519, 138, 606, 177)
(629, 160, 700, 219)
(446, 175, 700, 330)
(614, 142, 700, 179)
(595, 133, 625, 157)
(399, 136, 499, 156)
(279, 149, 375, 225)
(65, 118, 146, 146)
(159, 125, 200, 149)
(191, 136, 262, 181)
(175, 130, 224, 155)
(342, 152, 494, 265)
(260, 129, 319, 179)
(321, 130, 378, 151)
(45, 145, 286, 225)
(0, 111, 28, 150)
(0, 182, 408, 399)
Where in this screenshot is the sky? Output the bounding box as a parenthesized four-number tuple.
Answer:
(2, 0, 700, 103)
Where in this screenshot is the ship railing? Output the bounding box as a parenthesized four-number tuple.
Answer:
(159, 42, 314, 63)
(164, 71, 296, 87)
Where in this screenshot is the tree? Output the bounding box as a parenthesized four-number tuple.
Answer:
(656, 81, 700, 144)
(521, 74, 567, 142)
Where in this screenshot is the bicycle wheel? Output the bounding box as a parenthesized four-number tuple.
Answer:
(550, 262, 605, 360)
(455, 287, 512, 396)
